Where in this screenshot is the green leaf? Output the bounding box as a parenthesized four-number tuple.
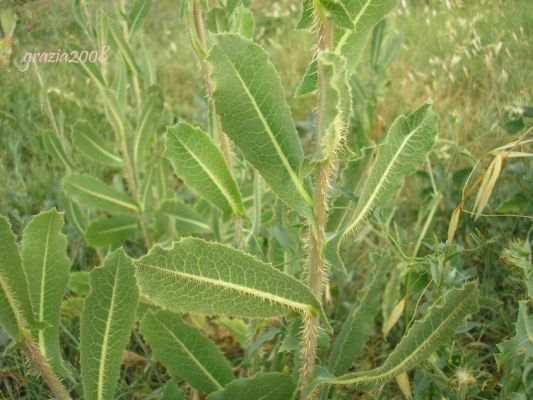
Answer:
(107, 18, 142, 76)
(133, 85, 164, 171)
(67, 42, 106, 88)
(296, 0, 314, 30)
(72, 121, 123, 167)
(495, 301, 533, 368)
(320, 0, 354, 30)
(232, 6, 255, 39)
(140, 310, 233, 394)
(61, 193, 88, 235)
(315, 51, 352, 160)
(325, 102, 438, 270)
(80, 249, 139, 400)
(308, 282, 478, 393)
(157, 199, 211, 236)
(43, 131, 74, 171)
(161, 381, 186, 400)
(334, 0, 398, 73)
(85, 215, 140, 248)
(164, 122, 244, 217)
(208, 34, 313, 220)
(327, 253, 389, 377)
(207, 372, 296, 400)
(62, 174, 140, 215)
(127, 0, 154, 37)
(135, 238, 329, 330)
(21, 209, 70, 376)
(294, 58, 317, 97)
(0, 216, 34, 342)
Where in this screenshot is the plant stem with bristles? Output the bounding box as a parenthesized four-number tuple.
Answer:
(300, 11, 333, 399)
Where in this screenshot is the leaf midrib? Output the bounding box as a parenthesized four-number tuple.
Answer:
(345, 120, 424, 234)
(171, 131, 241, 215)
(329, 292, 471, 386)
(138, 262, 314, 314)
(66, 180, 139, 213)
(156, 317, 224, 390)
(216, 42, 313, 208)
(335, 0, 373, 52)
(38, 217, 53, 356)
(97, 261, 121, 400)
(80, 130, 122, 164)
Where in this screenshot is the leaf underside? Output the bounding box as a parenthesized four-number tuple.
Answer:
(135, 237, 329, 330)
(207, 372, 297, 400)
(141, 310, 233, 394)
(80, 249, 139, 400)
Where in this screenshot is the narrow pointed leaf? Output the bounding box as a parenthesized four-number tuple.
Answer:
(80, 249, 139, 400)
(127, 0, 154, 37)
(316, 51, 351, 160)
(61, 193, 88, 235)
(85, 215, 140, 248)
(308, 282, 478, 393)
(207, 372, 296, 400)
(164, 122, 243, 216)
(68, 42, 106, 88)
(107, 19, 142, 76)
(133, 85, 164, 170)
(0, 216, 33, 342)
(157, 199, 211, 235)
(135, 238, 329, 330)
(72, 121, 123, 167)
(325, 102, 438, 270)
(208, 34, 313, 219)
(21, 209, 70, 376)
(294, 58, 317, 97)
(141, 310, 233, 394)
(43, 131, 74, 171)
(62, 174, 140, 215)
(328, 254, 389, 377)
(334, 0, 398, 73)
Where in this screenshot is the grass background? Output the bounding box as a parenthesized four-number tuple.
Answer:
(0, 0, 531, 398)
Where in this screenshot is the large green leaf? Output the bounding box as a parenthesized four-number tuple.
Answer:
(135, 238, 329, 330)
(140, 310, 233, 394)
(325, 102, 438, 270)
(0, 216, 34, 342)
(133, 85, 164, 171)
(334, 0, 398, 73)
(21, 209, 70, 376)
(85, 215, 140, 248)
(62, 174, 140, 215)
(72, 121, 123, 168)
(80, 249, 139, 400)
(308, 282, 478, 394)
(164, 123, 243, 216)
(208, 34, 313, 220)
(327, 254, 389, 377)
(207, 372, 296, 400)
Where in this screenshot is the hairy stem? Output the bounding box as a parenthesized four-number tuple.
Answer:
(21, 338, 71, 400)
(300, 14, 333, 399)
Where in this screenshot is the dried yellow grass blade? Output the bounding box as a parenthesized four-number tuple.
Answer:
(473, 154, 503, 220)
(395, 372, 412, 400)
(383, 297, 405, 337)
